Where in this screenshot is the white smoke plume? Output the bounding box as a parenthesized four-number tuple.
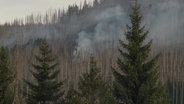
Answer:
(74, 6, 128, 57)
(74, 0, 184, 55)
(0, 0, 183, 54)
(144, 0, 184, 48)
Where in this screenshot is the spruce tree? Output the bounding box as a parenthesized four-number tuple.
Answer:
(64, 85, 81, 104)
(78, 56, 115, 104)
(24, 40, 64, 104)
(113, 1, 169, 104)
(0, 47, 14, 104)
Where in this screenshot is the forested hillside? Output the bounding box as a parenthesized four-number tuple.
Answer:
(0, 0, 184, 103)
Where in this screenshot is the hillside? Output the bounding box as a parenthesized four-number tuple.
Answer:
(0, 0, 184, 103)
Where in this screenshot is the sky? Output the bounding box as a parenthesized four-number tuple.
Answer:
(0, 0, 93, 24)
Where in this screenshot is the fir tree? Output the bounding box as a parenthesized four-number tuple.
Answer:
(0, 47, 14, 104)
(113, 1, 169, 104)
(24, 40, 64, 104)
(78, 56, 115, 104)
(64, 85, 81, 104)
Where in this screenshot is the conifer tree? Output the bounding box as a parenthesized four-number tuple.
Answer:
(24, 40, 64, 104)
(113, 1, 169, 104)
(64, 85, 81, 104)
(0, 47, 14, 104)
(78, 56, 115, 104)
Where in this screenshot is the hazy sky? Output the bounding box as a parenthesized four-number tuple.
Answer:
(0, 0, 93, 24)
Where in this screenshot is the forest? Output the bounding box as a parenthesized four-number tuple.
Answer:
(0, 0, 184, 104)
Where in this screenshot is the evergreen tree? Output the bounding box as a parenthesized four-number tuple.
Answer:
(24, 40, 64, 104)
(0, 47, 14, 104)
(64, 85, 81, 104)
(78, 56, 115, 104)
(113, 1, 169, 104)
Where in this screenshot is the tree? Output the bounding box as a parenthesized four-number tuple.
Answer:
(113, 1, 169, 104)
(64, 85, 81, 104)
(0, 47, 14, 104)
(167, 79, 183, 104)
(24, 40, 64, 104)
(78, 56, 115, 104)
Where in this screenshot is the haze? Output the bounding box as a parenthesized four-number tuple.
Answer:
(0, 0, 93, 24)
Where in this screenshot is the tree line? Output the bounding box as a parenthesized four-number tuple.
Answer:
(0, 2, 171, 104)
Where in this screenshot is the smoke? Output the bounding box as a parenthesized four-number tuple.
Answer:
(0, 24, 62, 47)
(144, 0, 184, 48)
(74, 0, 184, 56)
(74, 6, 128, 57)
(0, 0, 184, 54)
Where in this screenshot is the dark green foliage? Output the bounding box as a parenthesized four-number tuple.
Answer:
(0, 47, 14, 104)
(24, 40, 64, 104)
(64, 85, 81, 104)
(78, 56, 115, 104)
(113, 1, 169, 104)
